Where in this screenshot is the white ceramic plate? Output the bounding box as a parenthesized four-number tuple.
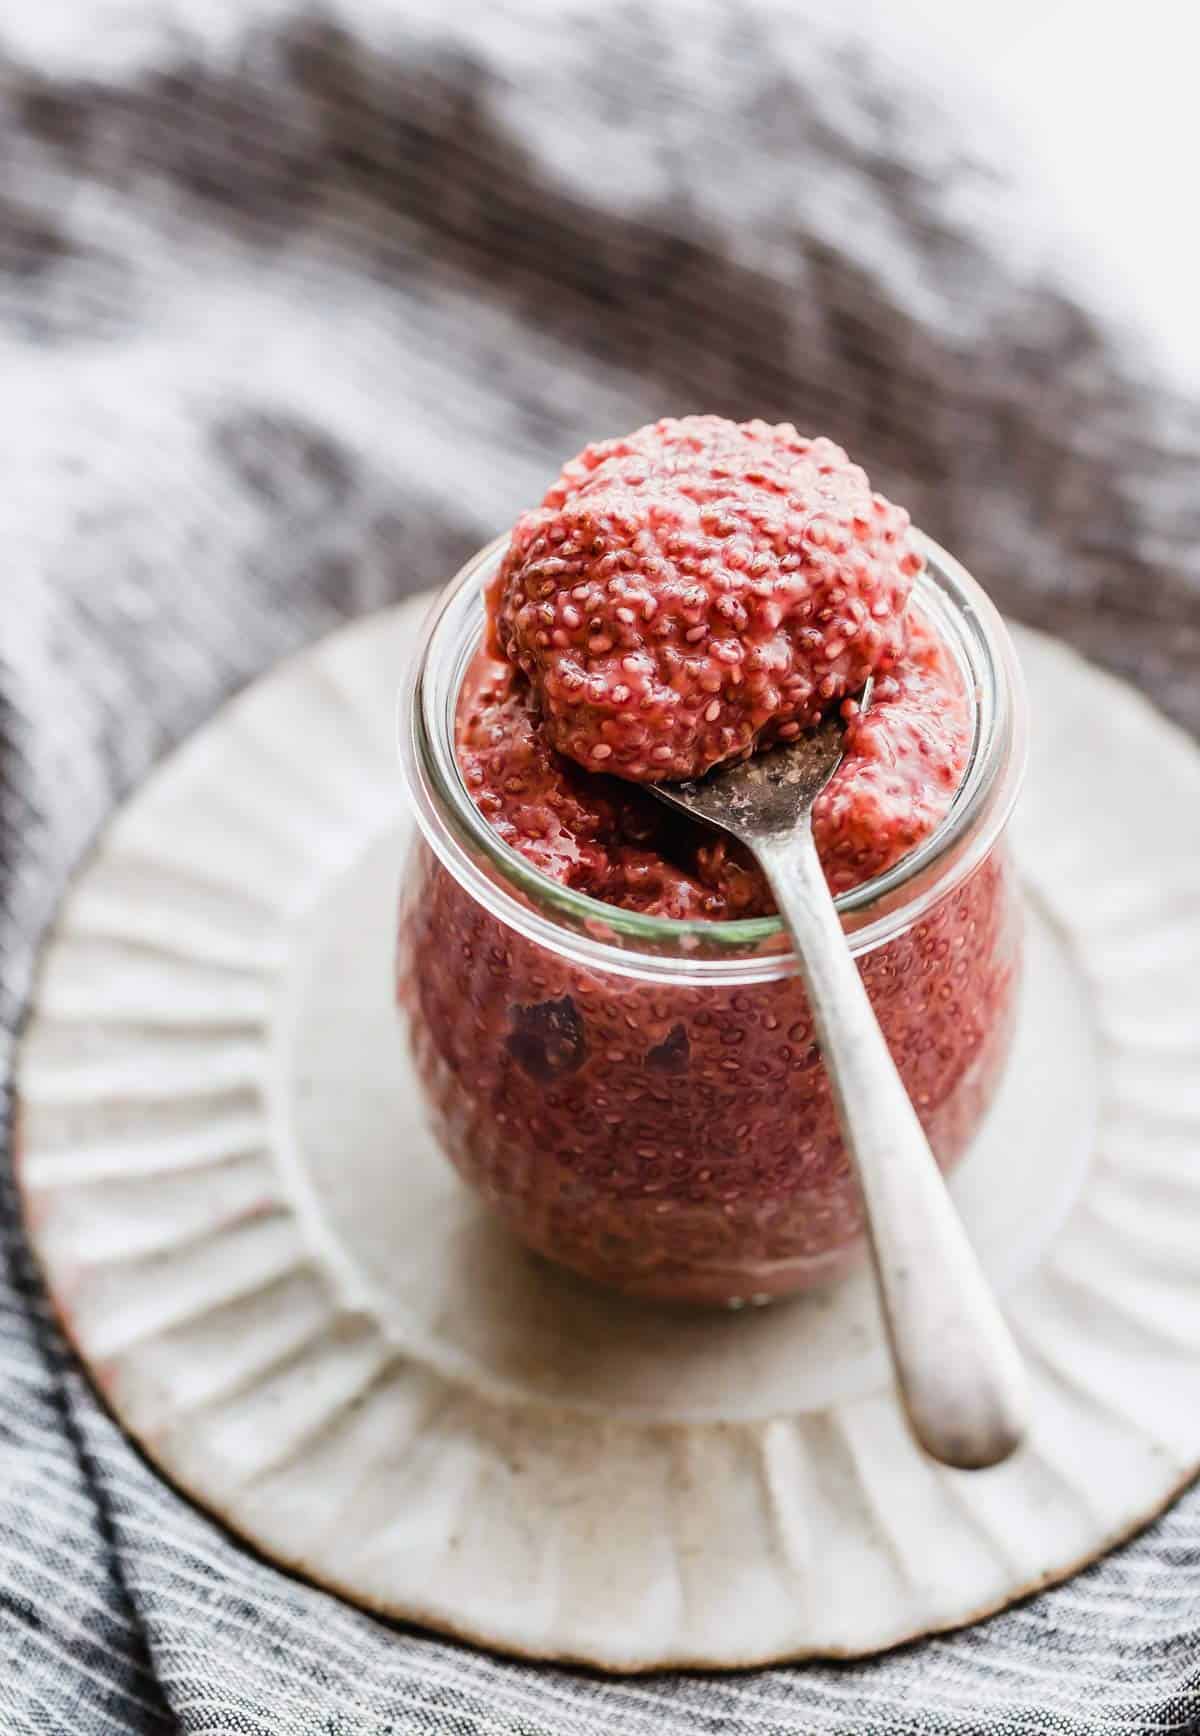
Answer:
(15, 598, 1200, 1670)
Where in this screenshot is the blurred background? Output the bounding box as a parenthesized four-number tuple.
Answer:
(3, 2, 1198, 825)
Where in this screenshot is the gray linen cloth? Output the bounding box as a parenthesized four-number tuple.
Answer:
(2, 3, 1199, 1730)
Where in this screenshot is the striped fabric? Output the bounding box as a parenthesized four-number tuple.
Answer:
(2, 3, 1199, 1730)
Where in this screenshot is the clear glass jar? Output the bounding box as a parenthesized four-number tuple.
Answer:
(397, 533, 1027, 1305)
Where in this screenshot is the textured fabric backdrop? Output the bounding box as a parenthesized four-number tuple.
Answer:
(3, 3, 1199, 1731)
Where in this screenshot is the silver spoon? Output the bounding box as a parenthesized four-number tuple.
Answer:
(651, 702, 1029, 1470)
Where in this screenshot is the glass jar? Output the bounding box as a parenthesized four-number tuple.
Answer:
(397, 533, 1027, 1305)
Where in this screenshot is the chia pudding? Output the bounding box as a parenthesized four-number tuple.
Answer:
(398, 418, 1025, 1304)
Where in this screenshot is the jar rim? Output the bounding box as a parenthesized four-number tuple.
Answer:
(399, 531, 1028, 984)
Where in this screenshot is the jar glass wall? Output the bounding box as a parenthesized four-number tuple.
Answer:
(397, 535, 1027, 1304)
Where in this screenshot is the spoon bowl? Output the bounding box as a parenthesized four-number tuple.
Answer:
(656, 694, 865, 844)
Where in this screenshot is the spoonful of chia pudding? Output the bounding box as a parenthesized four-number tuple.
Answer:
(467, 415, 1028, 1469)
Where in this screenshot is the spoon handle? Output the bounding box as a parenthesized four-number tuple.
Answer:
(757, 824, 1028, 1470)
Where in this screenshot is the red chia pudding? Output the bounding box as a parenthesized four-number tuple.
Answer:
(489, 416, 919, 784)
(398, 417, 1027, 1305)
